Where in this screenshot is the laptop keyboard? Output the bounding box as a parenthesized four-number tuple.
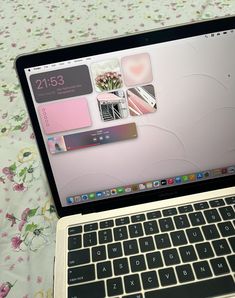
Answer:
(67, 196, 235, 298)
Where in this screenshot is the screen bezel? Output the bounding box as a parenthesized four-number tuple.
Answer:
(15, 16, 235, 218)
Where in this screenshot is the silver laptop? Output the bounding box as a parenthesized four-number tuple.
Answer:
(15, 16, 235, 298)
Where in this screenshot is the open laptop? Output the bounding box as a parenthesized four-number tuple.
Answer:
(15, 16, 235, 298)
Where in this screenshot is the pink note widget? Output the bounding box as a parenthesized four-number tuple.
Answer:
(38, 97, 91, 134)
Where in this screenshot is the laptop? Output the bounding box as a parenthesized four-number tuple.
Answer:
(15, 16, 235, 298)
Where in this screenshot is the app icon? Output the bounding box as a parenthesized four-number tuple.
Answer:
(227, 166, 235, 174)
(182, 175, 188, 182)
(125, 187, 132, 193)
(66, 197, 74, 204)
(212, 169, 222, 176)
(196, 172, 203, 180)
(189, 174, 196, 181)
(167, 178, 174, 185)
(117, 187, 124, 194)
(146, 182, 153, 189)
(203, 171, 210, 178)
(96, 192, 103, 198)
(139, 183, 146, 190)
(74, 195, 81, 202)
(111, 189, 117, 195)
(81, 194, 88, 201)
(153, 180, 160, 188)
(89, 193, 95, 199)
(221, 168, 227, 174)
(104, 190, 110, 197)
(132, 185, 139, 192)
(175, 177, 181, 184)
(161, 180, 167, 186)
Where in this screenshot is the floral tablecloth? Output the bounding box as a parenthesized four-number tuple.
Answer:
(0, 1, 235, 297)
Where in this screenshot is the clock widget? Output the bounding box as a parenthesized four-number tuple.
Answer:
(30, 65, 93, 103)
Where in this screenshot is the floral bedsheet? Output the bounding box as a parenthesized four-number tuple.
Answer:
(1, 1, 235, 297)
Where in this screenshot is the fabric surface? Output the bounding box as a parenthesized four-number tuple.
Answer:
(0, 1, 235, 297)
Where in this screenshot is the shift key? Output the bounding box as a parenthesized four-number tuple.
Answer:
(68, 281, 105, 298)
(68, 264, 95, 285)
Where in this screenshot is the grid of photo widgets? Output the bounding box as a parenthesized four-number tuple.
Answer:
(91, 53, 157, 121)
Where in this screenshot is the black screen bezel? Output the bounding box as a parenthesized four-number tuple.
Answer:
(15, 16, 235, 217)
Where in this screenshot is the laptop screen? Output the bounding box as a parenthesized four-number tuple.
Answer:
(24, 28, 235, 208)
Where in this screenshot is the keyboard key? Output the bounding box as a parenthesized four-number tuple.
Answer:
(176, 264, 194, 283)
(170, 230, 188, 246)
(131, 213, 145, 223)
(219, 206, 235, 220)
(159, 217, 174, 232)
(225, 196, 235, 205)
(209, 198, 225, 207)
(163, 248, 180, 266)
(114, 226, 128, 241)
(68, 225, 82, 235)
(147, 210, 161, 219)
(189, 212, 205, 226)
(84, 223, 98, 232)
(179, 245, 197, 262)
(130, 255, 146, 272)
(186, 227, 204, 243)
(92, 245, 106, 262)
(173, 214, 190, 229)
(108, 242, 123, 259)
(210, 257, 230, 275)
(123, 294, 143, 298)
(129, 223, 144, 238)
(194, 202, 209, 210)
(145, 276, 235, 298)
(97, 261, 112, 279)
(68, 281, 105, 298)
(155, 233, 171, 249)
(193, 261, 212, 279)
(227, 255, 235, 271)
(83, 232, 97, 247)
(178, 204, 193, 213)
(139, 236, 155, 252)
(99, 229, 113, 244)
(159, 267, 177, 286)
(68, 248, 90, 266)
(113, 258, 129, 276)
(100, 220, 114, 229)
(141, 271, 159, 290)
(202, 224, 220, 240)
(68, 235, 81, 250)
(123, 239, 139, 256)
(228, 236, 235, 252)
(195, 242, 214, 259)
(146, 251, 163, 269)
(107, 277, 123, 296)
(144, 220, 159, 235)
(204, 209, 221, 223)
(163, 208, 177, 216)
(124, 274, 141, 293)
(212, 239, 231, 256)
(116, 217, 130, 226)
(218, 221, 235, 237)
(68, 264, 95, 284)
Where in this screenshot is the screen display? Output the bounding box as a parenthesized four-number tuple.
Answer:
(25, 29, 235, 207)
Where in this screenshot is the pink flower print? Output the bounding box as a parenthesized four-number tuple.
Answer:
(6, 174, 14, 182)
(5, 213, 16, 227)
(18, 220, 26, 231)
(0, 282, 11, 298)
(21, 208, 30, 221)
(13, 183, 26, 192)
(36, 276, 42, 284)
(11, 236, 22, 250)
(2, 167, 11, 175)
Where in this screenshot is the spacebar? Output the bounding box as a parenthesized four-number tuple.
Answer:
(145, 276, 235, 298)
(68, 281, 105, 298)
